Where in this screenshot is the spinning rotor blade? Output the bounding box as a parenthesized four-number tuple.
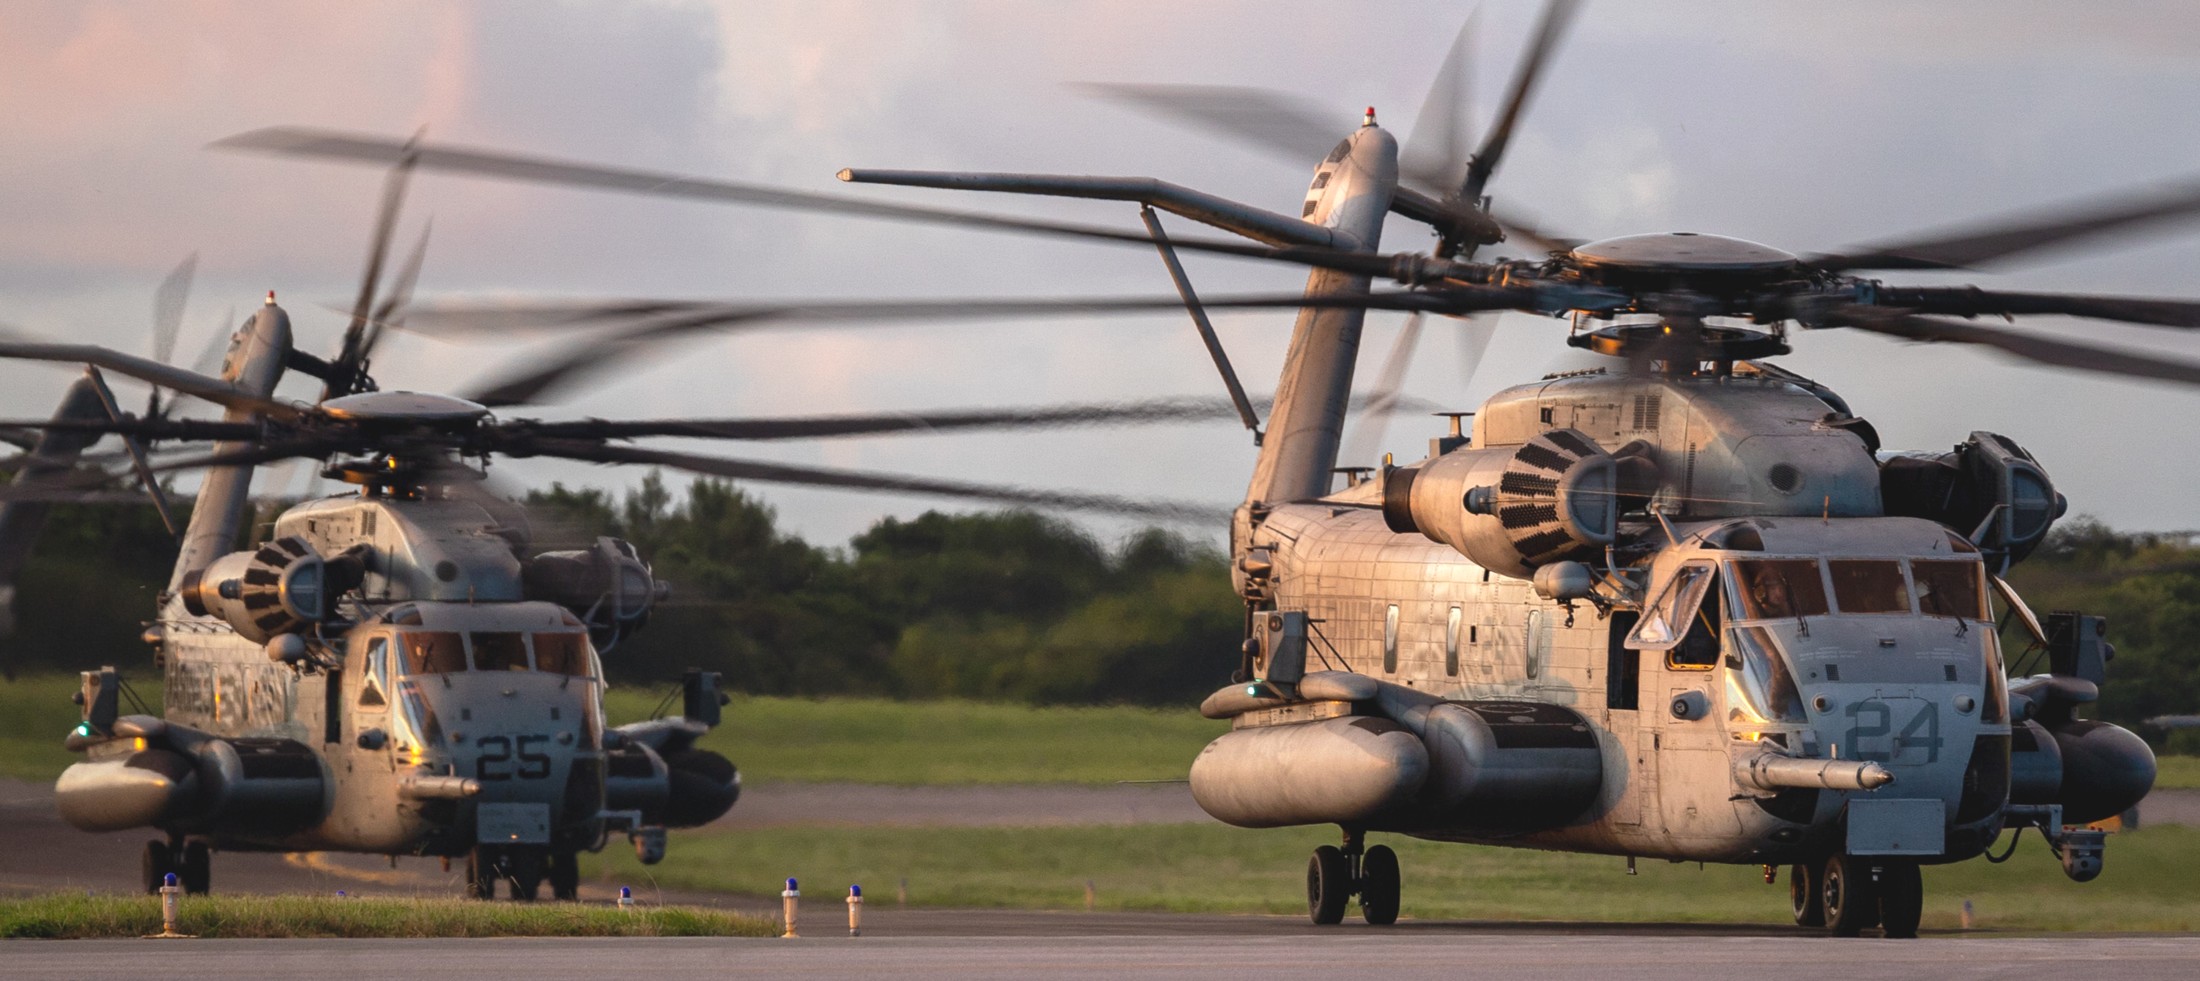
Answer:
(453, 289, 1524, 406)
(1811, 304, 2200, 386)
(0, 339, 301, 420)
(213, 127, 1289, 265)
(1459, 0, 1580, 203)
(362, 220, 433, 362)
(1808, 175, 2200, 271)
(1078, 84, 1344, 166)
(526, 438, 1223, 524)
(1343, 312, 1426, 466)
(1399, 13, 1478, 194)
(1870, 287, 2200, 329)
(147, 253, 197, 419)
(508, 397, 1254, 442)
(327, 131, 421, 399)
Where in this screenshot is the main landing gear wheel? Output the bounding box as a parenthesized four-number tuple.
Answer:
(141, 839, 175, 895)
(1876, 860, 1923, 940)
(1788, 862, 1824, 928)
(465, 847, 498, 900)
(505, 848, 545, 902)
(1359, 845, 1401, 926)
(1821, 854, 1881, 937)
(548, 849, 581, 902)
(180, 840, 212, 895)
(1308, 845, 1350, 925)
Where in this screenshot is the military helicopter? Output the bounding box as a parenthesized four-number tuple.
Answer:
(0, 149, 1250, 900)
(224, 2, 2200, 936)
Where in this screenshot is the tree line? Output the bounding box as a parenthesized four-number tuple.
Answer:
(0, 478, 2192, 743)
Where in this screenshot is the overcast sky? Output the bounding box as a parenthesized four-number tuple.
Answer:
(3, 1, 2198, 547)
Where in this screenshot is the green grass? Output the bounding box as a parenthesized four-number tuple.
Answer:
(2154, 754, 2200, 791)
(0, 674, 162, 782)
(0, 893, 774, 939)
(584, 823, 2200, 932)
(604, 689, 1224, 785)
(0, 676, 1221, 785)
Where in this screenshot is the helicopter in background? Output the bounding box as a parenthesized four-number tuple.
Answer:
(0, 149, 1240, 900)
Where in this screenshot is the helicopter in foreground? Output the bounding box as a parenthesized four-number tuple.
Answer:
(162, 2, 2195, 932)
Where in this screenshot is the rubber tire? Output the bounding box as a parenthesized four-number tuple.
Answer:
(1307, 845, 1350, 925)
(180, 841, 212, 895)
(548, 849, 581, 902)
(506, 848, 545, 902)
(141, 840, 175, 895)
(1877, 861, 1923, 939)
(465, 848, 498, 901)
(1359, 844, 1401, 925)
(1822, 854, 1880, 937)
(1789, 862, 1824, 927)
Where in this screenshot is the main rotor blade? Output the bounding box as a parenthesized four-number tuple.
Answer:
(526, 438, 1223, 524)
(1811, 304, 2200, 386)
(1400, 13, 1478, 194)
(212, 127, 1287, 264)
(363, 220, 433, 364)
(1809, 176, 2200, 271)
(151, 253, 196, 367)
(453, 290, 1518, 407)
(1870, 287, 2200, 329)
(505, 397, 1253, 442)
(0, 418, 260, 441)
(0, 339, 301, 420)
(1343, 312, 1425, 466)
(1460, 0, 1580, 203)
(137, 437, 344, 476)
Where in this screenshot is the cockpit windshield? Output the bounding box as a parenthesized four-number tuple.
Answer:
(1732, 559, 1830, 620)
(1727, 556, 1990, 621)
(395, 629, 596, 675)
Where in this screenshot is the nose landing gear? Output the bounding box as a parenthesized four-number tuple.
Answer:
(1305, 829, 1401, 926)
(1814, 854, 1922, 938)
(142, 837, 211, 895)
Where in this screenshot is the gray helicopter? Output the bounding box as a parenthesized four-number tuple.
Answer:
(161, 3, 2194, 933)
(0, 152, 1240, 900)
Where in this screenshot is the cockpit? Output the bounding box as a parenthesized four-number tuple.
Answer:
(1729, 557, 1989, 622)
(395, 629, 595, 676)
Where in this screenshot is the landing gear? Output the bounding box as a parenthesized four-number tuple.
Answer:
(467, 845, 554, 901)
(180, 840, 212, 895)
(547, 849, 581, 902)
(1821, 853, 1879, 937)
(1305, 830, 1401, 926)
(1875, 860, 1923, 939)
(1788, 862, 1823, 927)
(142, 838, 211, 895)
(141, 839, 174, 895)
(465, 848, 497, 900)
(504, 848, 544, 901)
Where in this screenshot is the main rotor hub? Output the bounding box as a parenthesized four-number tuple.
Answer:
(320, 390, 491, 424)
(1566, 320, 1790, 363)
(1568, 232, 1803, 297)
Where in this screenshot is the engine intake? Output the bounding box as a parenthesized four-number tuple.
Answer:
(1383, 428, 1617, 579)
(180, 536, 330, 642)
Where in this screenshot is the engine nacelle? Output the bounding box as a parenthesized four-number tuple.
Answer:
(1880, 430, 2066, 567)
(523, 537, 661, 653)
(180, 536, 329, 642)
(55, 722, 325, 836)
(1383, 428, 1618, 579)
(605, 718, 740, 828)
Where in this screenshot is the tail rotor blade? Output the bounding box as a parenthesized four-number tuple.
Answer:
(1343, 311, 1426, 466)
(1460, 0, 1581, 203)
(1401, 12, 1478, 194)
(364, 219, 433, 366)
(328, 129, 423, 399)
(149, 253, 198, 418)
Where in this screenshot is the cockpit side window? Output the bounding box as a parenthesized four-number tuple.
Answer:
(470, 632, 529, 672)
(532, 632, 590, 676)
(1731, 559, 1830, 621)
(359, 637, 390, 708)
(1628, 561, 1717, 651)
(1912, 560, 1988, 620)
(1668, 580, 1722, 670)
(401, 631, 467, 674)
(1829, 560, 1909, 614)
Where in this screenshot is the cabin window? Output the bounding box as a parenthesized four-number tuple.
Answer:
(1667, 584, 1721, 670)
(533, 632, 590, 676)
(470, 632, 530, 672)
(1731, 559, 1830, 621)
(1526, 609, 1550, 679)
(401, 631, 467, 674)
(1912, 560, 1988, 620)
(1606, 612, 1640, 710)
(359, 638, 390, 708)
(1444, 607, 1463, 677)
(1383, 605, 1400, 673)
(1828, 560, 1909, 614)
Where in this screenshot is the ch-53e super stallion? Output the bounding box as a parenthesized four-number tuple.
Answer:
(0, 150, 1241, 900)
(179, 2, 2194, 934)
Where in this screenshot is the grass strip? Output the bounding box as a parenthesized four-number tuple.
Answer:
(0, 893, 775, 939)
(585, 822, 2200, 932)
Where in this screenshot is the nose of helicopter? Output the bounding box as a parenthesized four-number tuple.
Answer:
(408, 670, 604, 842)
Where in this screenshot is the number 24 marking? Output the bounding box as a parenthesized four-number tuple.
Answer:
(1842, 700, 1941, 763)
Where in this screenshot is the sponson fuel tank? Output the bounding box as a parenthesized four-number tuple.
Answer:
(1191, 684, 1605, 833)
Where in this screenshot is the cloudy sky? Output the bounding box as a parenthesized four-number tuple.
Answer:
(3, 1, 2198, 546)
